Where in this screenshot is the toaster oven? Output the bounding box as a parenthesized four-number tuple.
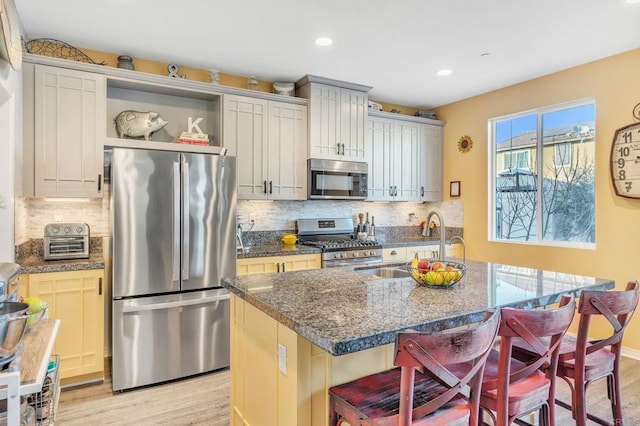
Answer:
(44, 223, 90, 260)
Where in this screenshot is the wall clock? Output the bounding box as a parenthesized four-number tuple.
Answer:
(610, 122, 640, 198)
(0, 0, 22, 71)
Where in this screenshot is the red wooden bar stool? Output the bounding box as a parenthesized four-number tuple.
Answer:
(512, 281, 639, 426)
(328, 310, 501, 426)
(471, 295, 576, 426)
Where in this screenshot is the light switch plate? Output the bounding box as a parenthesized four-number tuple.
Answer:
(278, 343, 287, 375)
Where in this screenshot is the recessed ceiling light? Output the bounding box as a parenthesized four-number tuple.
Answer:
(315, 37, 333, 46)
(436, 69, 452, 77)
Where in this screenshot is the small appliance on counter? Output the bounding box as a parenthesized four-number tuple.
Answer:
(43, 223, 90, 261)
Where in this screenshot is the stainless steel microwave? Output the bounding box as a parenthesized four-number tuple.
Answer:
(308, 159, 368, 200)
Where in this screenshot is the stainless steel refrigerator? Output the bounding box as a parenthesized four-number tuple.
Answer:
(111, 147, 236, 392)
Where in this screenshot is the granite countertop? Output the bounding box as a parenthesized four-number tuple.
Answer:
(19, 253, 105, 274)
(221, 260, 614, 356)
(237, 237, 447, 259)
(237, 244, 321, 259)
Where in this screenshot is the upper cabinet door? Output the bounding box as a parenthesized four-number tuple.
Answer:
(366, 116, 394, 201)
(339, 88, 368, 161)
(307, 83, 341, 160)
(395, 121, 421, 201)
(267, 101, 307, 200)
(223, 95, 269, 200)
(420, 124, 443, 201)
(34, 65, 106, 198)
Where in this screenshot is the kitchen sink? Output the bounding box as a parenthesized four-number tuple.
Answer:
(360, 267, 411, 278)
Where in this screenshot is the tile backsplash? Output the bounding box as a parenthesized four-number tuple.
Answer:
(237, 200, 463, 231)
(15, 184, 463, 242)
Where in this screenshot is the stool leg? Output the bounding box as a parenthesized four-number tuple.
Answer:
(610, 372, 623, 422)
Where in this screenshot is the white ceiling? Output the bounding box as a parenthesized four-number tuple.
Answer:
(14, 0, 640, 109)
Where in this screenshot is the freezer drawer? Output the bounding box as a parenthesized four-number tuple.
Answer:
(112, 288, 230, 391)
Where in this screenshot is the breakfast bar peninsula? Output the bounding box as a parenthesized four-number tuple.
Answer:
(221, 260, 613, 426)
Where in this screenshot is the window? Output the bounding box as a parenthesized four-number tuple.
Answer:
(503, 150, 530, 170)
(554, 143, 571, 167)
(490, 100, 595, 246)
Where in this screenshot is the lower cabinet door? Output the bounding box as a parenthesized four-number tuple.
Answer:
(28, 269, 105, 381)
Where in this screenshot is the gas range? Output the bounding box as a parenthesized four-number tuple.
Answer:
(296, 218, 383, 268)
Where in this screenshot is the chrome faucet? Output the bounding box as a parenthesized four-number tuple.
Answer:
(448, 236, 466, 264)
(422, 210, 445, 261)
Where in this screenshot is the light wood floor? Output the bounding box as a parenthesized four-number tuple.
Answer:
(56, 357, 640, 425)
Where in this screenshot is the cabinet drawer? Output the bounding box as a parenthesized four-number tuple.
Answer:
(382, 247, 407, 262)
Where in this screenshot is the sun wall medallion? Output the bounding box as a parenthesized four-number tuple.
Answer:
(457, 135, 473, 153)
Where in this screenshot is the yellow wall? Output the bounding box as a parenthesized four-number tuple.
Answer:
(436, 48, 640, 350)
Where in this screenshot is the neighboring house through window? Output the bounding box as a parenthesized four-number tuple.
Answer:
(490, 100, 596, 246)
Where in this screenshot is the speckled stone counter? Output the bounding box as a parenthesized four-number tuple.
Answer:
(222, 260, 614, 356)
(19, 253, 105, 274)
(236, 243, 321, 259)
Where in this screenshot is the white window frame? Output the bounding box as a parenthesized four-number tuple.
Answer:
(488, 98, 596, 249)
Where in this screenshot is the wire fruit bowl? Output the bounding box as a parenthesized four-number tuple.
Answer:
(408, 260, 467, 288)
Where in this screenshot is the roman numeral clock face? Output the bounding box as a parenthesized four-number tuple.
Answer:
(611, 122, 640, 198)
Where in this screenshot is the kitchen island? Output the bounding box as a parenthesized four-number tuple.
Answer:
(222, 260, 613, 426)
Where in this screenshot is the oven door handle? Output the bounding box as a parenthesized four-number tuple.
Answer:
(323, 257, 384, 268)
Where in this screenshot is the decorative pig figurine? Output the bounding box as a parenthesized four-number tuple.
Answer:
(114, 110, 168, 141)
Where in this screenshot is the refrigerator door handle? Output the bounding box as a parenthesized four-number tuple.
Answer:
(121, 293, 230, 313)
(172, 161, 181, 283)
(182, 160, 190, 281)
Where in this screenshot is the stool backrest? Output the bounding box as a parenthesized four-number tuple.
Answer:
(483, 295, 576, 394)
(394, 310, 500, 424)
(568, 280, 639, 362)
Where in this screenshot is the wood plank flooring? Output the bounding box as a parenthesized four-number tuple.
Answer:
(56, 357, 640, 425)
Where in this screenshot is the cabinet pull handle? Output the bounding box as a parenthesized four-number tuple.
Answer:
(282, 262, 286, 272)
(99, 277, 102, 295)
(98, 174, 102, 191)
(277, 263, 280, 273)
(263, 180, 267, 194)
(391, 250, 397, 255)
(421, 186, 424, 197)
(269, 181, 273, 194)
(341, 143, 344, 155)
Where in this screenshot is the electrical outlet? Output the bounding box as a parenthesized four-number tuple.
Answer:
(278, 343, 287, 374)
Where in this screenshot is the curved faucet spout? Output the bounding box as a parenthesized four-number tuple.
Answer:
(448, 236, 466, 264)
(422, 210, 445, 261)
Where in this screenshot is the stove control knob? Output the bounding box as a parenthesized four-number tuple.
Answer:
(353, 252, 358, 257)
(369, 250, 375, 256)
(334, 254, 340, 259)
(340, 253, 346, 258)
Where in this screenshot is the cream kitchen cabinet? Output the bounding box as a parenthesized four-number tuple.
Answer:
(23, 63, 106, 198)
(296, 75, 371, 161)
(367, 115, 421, 201)
(24, 269, 105, 384)
(420, 124, 444, 202)
(382, 247, 407, 262)
(237, 253, 321, 276)
(367, 111, 445, 202)
(224, 95, 307, 200)
(382, 244, 460, 263)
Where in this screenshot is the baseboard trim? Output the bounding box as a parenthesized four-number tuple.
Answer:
(565, 332, 640, 361)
